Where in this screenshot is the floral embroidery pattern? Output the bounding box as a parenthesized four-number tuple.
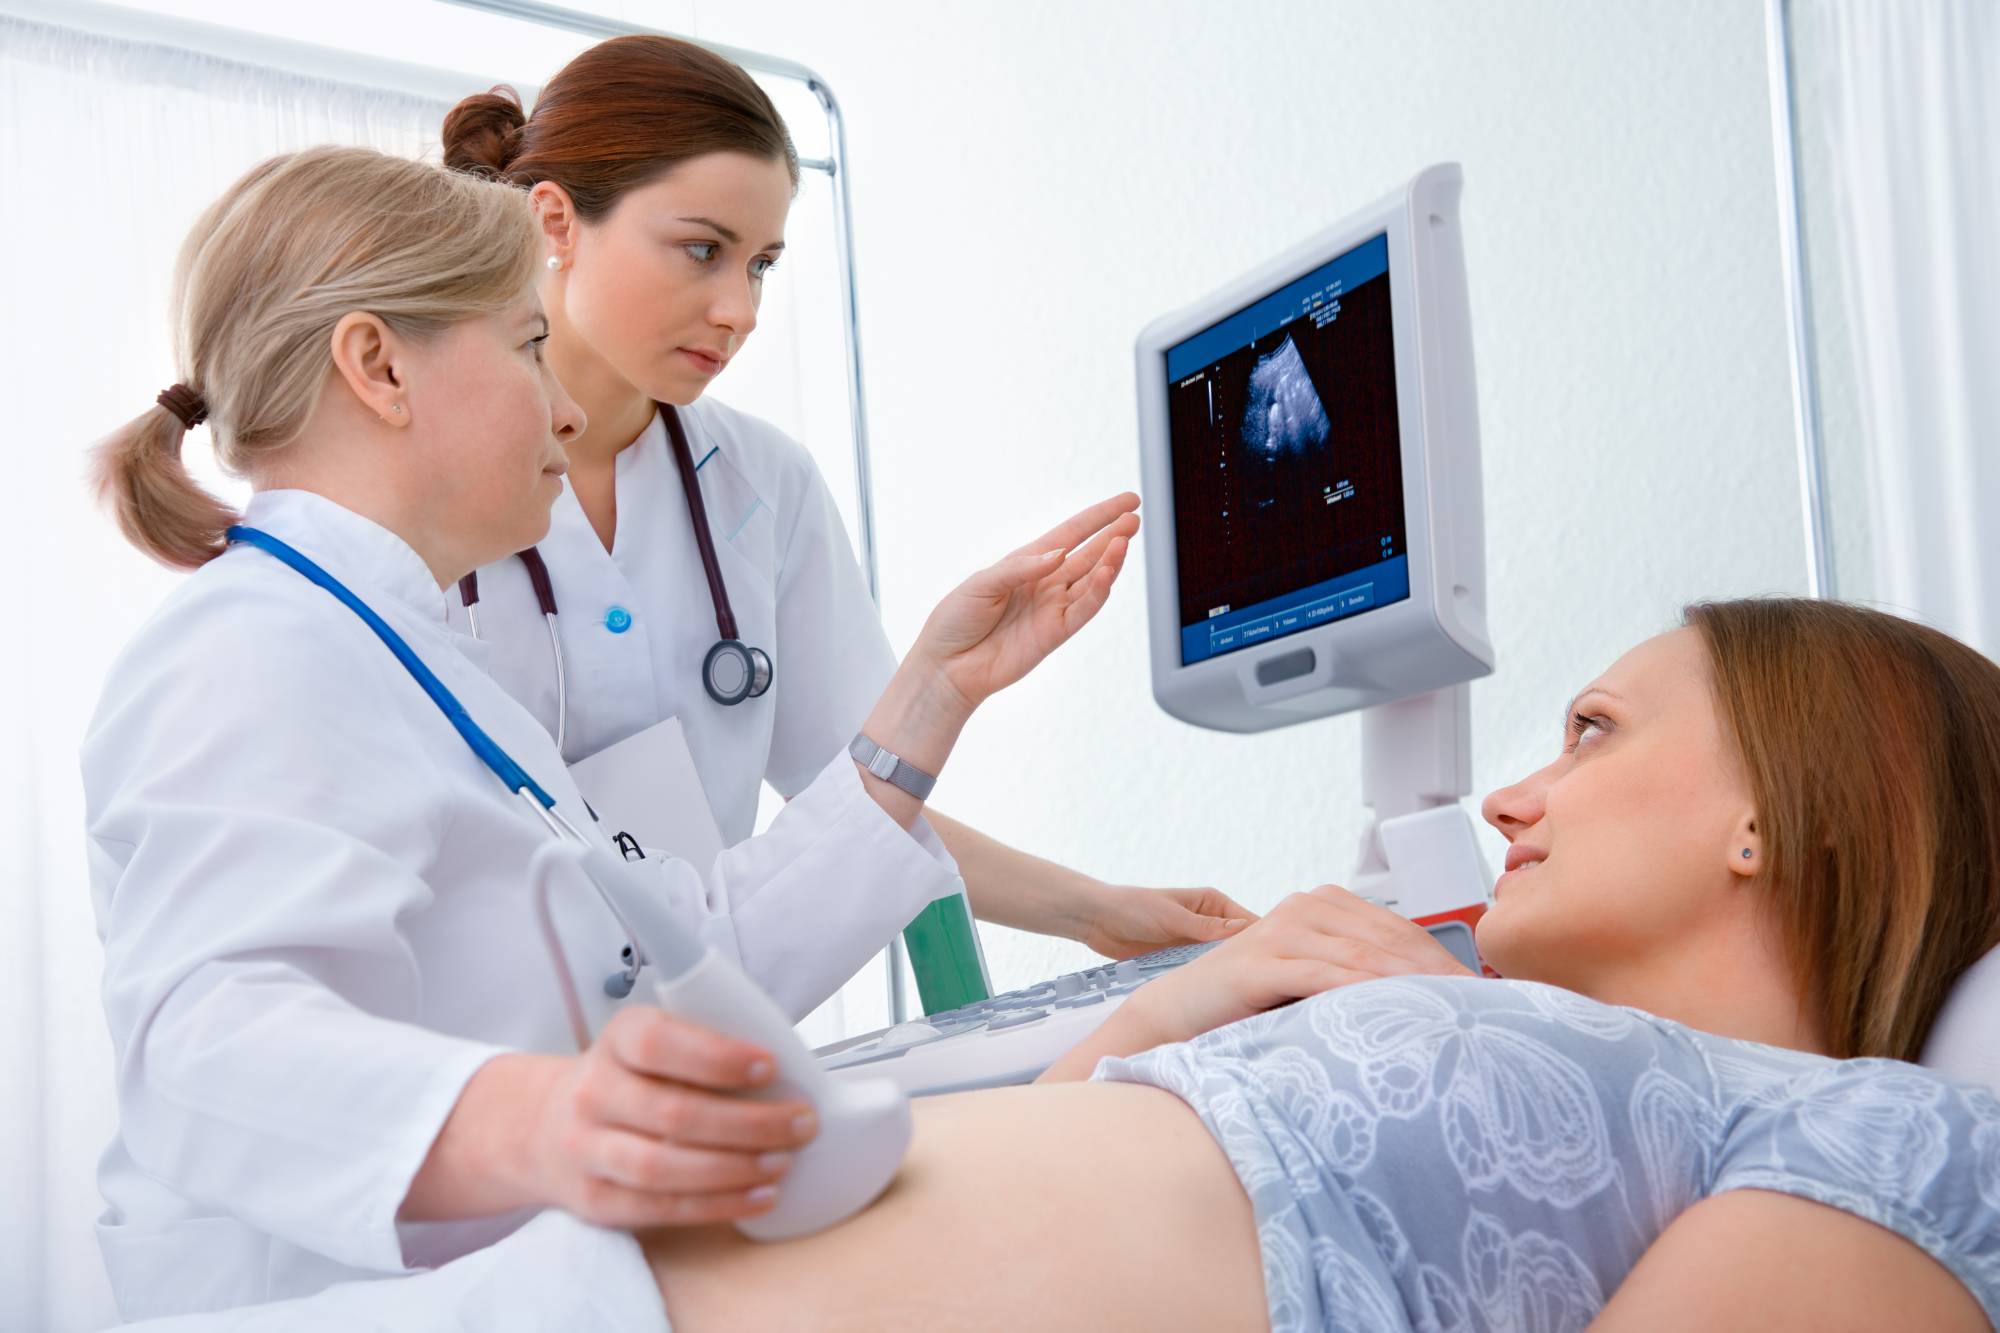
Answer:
(1095, 975, 2000, 1331)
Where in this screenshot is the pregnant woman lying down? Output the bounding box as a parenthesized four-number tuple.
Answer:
(654, 599, 2000, 1332)
(144, 599, 2000, 1331)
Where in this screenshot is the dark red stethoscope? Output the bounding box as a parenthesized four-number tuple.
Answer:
(457, 404, 774, 757)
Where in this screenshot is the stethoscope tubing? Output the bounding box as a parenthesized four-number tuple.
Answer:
(660, 402, 741, 644)
(232, 525, 558, 809)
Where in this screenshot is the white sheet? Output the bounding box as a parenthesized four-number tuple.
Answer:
(117, 1211, 669, 1333)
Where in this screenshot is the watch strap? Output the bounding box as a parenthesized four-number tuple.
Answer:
(848, 732, 938, 801)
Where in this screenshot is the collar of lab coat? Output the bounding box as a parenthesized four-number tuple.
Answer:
(540, 406, 669, 562)
(239, 489, 451, 624)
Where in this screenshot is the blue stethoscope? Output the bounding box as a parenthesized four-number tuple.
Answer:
(226, 522, 652, 1001)
(454, 404, 773, 760)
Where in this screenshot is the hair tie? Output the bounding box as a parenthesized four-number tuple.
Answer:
(156, 383, 208, 431)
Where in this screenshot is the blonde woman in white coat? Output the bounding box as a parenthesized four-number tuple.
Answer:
(83, 146, 1139, 1323)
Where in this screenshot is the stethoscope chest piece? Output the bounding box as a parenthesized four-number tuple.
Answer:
(704, 638, 773, 706)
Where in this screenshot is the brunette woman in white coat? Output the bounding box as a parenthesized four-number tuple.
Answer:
(437, 35, 1255, 970)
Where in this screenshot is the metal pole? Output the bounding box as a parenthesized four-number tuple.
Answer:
(1765, 0, 1837, 600)
(807, 75, 880, 603)
(803, 70, 903, 1018)
(441, 0, 903, 1021)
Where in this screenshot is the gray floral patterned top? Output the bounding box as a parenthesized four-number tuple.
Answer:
(1094, 975, 2000, 1332)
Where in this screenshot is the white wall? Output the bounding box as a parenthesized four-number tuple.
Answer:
(659, 0, 1808, 991)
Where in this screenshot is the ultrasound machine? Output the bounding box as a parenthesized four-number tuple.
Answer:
(819, 164, 1496, 1096)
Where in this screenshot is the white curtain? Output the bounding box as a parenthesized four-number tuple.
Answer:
(1805, 0, 2000, 652)
(0, 16, 448, 1330)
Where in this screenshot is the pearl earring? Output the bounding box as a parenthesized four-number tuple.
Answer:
(546, 256, 563, 272)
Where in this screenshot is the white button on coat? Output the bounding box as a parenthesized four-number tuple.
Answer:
(81, 488, 958, 1322)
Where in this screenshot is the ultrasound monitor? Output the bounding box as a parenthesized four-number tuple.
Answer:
(1135, 164, 1493, 734)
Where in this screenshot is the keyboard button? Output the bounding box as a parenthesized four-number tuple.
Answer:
(987, 1008, 1050, 1030)
(1055, 993, 1106, 1009)
(1054, 974, 1084, 997)
(1113, 959, 1141, 983)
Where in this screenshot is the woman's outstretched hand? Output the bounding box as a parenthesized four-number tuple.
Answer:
(910, 492, 1140, 712)
(852, 493, 1138, 829)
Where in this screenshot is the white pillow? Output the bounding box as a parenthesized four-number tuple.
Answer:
(1921, 944, 2000, 1094)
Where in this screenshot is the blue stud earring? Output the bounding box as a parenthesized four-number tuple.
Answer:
(1741, 848, 1753, 859)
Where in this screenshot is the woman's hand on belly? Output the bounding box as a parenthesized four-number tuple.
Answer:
(1043, 883, 1476, 1079)
(401, 1007, 821, 1228)
(1139, 884, 1476, 1040)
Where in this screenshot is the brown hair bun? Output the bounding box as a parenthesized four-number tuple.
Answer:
(441, 36, 798, 222)
(443, 86, 529, 178)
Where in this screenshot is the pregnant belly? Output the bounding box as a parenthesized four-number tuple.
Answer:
(647, 1080, 1267, 1331)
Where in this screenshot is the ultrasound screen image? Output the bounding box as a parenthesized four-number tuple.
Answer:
(1166, 234, 1409, 662)
(1242, 336, 1331, 457)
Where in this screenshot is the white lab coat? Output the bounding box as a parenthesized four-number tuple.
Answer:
(446, 398, 896, 843)
(80, 489, 959, 1322)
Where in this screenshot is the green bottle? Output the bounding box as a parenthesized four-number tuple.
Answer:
(901, 881, 989, 1014)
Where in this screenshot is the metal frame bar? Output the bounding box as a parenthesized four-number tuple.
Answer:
(1, 0, 489, 102)
(1764, 0, 1837, 600)
(444, 0, 905, 1020)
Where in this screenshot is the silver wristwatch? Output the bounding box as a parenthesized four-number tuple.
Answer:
(849, 732, 938, 801)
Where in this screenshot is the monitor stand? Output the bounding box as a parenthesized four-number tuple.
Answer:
(1350, 683, 1492, 923)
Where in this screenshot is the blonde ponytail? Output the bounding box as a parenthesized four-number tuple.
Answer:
(89, 146, 540, 570)
(90, 401, 236, 571)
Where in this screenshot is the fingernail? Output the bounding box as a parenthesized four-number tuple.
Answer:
(1226, 919, 1248, 929)
(792, 1111, 818, 1139)
(1041, 548, 1065, 560)
(758, 1151, 792, 1173)
(746, 1059, 774, 1083)
(747, 1185, 779, 1205)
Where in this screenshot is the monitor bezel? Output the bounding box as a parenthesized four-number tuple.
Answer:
(1138, 183, 1446, 726)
